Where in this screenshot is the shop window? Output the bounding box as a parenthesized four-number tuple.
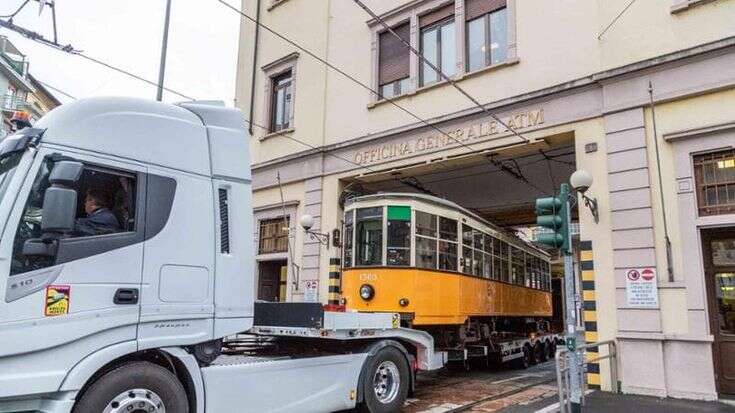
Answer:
(343, 210, 354, 267)
(387, 206, 411, 266)
(420, 4, 456, 86)
(466, 0, 507, 72)
(259, 217, 290, 254)
(694, 149, 735, 216)
(270, 70, 293, 132)
(378, 23, 411, 99)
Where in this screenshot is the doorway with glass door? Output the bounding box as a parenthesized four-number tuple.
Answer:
(702, 227, 735, 395)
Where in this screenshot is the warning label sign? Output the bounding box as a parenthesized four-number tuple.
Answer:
(625, 268, 658, 308)
(45, 285, 70, 316)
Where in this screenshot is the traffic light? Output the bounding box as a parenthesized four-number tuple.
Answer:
(535, 183, 571, 253)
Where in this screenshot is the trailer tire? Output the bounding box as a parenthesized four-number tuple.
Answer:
(359, 346, 410, 413)
(73, 361, 188, 413)
(516, 345, 531, 369)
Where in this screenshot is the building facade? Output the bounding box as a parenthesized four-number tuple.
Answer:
(0, 36, 60, 137)
(235, 0, 735, 399)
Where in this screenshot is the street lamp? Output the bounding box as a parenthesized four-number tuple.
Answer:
(299, 214, 330, 248)
(570, 169, 599, 224)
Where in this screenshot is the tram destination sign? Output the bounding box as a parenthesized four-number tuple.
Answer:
(352, 108, 545, 166)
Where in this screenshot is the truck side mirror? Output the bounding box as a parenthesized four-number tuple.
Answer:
(41, 187, 78, 233)
(49, 160, 83, 186)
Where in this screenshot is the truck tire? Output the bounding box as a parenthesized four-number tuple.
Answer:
(359, 346, 410, 413)
(73, 361, 188, 413)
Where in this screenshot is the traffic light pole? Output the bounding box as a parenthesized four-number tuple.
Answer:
(536, 183, 582, 412)
(562, 184, 582, 413)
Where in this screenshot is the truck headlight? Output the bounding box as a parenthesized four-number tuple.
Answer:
(359, 284, 374, 301)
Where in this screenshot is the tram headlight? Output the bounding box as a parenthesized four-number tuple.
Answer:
(359, 284, 375, 301)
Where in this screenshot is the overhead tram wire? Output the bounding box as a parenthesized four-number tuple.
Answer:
(36, 80, 77, 100)
(218, 1, 550, 196)
(0, 18, 194, 101)
(351, 0, 529, 145)
(0, 0, 30, 18)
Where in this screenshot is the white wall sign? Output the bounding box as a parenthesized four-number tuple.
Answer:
(303, 279, 319, 303)
(625, 268, 659, 308)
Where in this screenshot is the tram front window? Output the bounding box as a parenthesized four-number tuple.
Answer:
(356, 207, 383, 266)
(387, 206, 410, 266)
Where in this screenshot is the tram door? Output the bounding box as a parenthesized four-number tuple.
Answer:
(701, 227, 735, 395)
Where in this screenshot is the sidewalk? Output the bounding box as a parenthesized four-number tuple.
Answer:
(499, 391, 735, 413)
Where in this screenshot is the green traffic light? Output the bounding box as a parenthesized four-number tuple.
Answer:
(535, 183, 571, 253)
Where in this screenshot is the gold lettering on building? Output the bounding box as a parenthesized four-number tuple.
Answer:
(352, 108, 545, 165)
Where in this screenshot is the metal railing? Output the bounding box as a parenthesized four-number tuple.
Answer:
(555, 340, 618, 413)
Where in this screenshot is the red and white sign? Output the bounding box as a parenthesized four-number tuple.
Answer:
(626, 267, 658, 308)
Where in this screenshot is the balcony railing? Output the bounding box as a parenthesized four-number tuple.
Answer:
(1, 96, 30, 112)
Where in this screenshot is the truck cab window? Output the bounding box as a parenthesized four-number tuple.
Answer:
(11, 159, 138, 275)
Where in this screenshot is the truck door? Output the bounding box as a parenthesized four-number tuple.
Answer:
(0, 149, 146, 395)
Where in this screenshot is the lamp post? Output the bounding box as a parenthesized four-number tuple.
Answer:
(156, 0, 172, 102)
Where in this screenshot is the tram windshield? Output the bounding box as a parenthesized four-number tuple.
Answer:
(356, 207, 383, 266)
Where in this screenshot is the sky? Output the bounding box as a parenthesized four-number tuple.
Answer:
(1, 0, 242, 105)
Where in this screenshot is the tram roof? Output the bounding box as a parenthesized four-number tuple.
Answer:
(345, 192, 550, 257)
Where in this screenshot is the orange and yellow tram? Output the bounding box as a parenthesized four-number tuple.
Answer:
(340, 193, 552, 336)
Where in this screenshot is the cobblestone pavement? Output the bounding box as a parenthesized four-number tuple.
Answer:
(403, 361, 558, 413)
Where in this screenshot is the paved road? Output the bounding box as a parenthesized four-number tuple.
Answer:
(404, 361, 558, 413)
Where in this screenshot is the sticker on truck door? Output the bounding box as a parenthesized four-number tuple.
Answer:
(45, 285, 70, 316)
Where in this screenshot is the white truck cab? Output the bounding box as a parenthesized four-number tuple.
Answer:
(0, 97, 442, 413)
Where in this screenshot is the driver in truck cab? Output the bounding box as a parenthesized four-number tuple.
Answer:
(74, 189, 120, 236)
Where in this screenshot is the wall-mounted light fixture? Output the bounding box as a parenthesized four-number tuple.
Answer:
(570, 169, 599, 224)
(299, 214, 330, 248)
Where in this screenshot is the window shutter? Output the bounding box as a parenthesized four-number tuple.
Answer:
(419, 3, 455, 28)
(379, 23, 411, 85)
(465, 0, 506, 21)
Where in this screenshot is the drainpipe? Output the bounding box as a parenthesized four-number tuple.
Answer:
(248, 0, 262, 135)
(648, 81, 675, 283)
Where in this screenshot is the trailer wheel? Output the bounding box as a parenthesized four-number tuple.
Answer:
(515, 345, 531, 369)
(359, 346, 410, 413)
(73, 361, 188, 413)
(540, 341, 551, 362)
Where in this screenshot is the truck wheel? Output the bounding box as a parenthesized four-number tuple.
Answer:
(540, 341, 551, 362)
(516, 345, 531, 369)
(73, 361, 188, 413)
(359, 346, 410, 413)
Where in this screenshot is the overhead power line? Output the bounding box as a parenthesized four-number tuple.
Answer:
(597, 0, 638, 39)
(351, 0, 529, 144)
(36, 79, 76, 100)
(218, 1, 550, 195)
(0, 18, 195, 100)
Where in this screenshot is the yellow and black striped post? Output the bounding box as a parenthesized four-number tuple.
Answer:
(328, 257, 341, 306)
(580, 240, 600, 390)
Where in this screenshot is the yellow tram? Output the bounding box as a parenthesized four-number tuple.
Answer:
(340, 193, 552, 333)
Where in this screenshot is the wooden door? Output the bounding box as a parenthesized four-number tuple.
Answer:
(702, 228, 735, 395)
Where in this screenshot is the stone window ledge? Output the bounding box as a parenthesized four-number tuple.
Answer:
(671, 0, 717, 13)
(367, 57, 519, 110)
(259, 127, 295, 142)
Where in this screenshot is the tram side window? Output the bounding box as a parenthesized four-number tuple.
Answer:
(492, 237, 502, 280)
(438, 217, 458, 271)
(511, 246, 525, 285)
(356, 207, 383, 266)
(526, 253, 535, 288)
(415, 211, 437, 269)
(483, 234, 493, 279)
(499, 241, 510, 282)
(461, 225, 474, 274)
(343, 211, 354, 268)
(473, 230, 485, 277)
(387, 206, 411, 266)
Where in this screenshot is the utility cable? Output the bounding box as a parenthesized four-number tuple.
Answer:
(0, 18, 195, 100)
(0, 0, 30, 18)
(35, 79, 76, 100)
(218, 0, 550, 195)
(597, 0, 638, 39)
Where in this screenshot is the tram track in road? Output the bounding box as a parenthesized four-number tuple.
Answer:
(442, 377, 557, 413)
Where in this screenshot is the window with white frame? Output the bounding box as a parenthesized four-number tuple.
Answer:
(270, 70, 292, 132)
(378, 23, 411, 98)
(419, 4, 456, 86)
(465, 0, 507, 72)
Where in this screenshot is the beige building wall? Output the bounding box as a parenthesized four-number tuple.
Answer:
(235, 0, 735, 400)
